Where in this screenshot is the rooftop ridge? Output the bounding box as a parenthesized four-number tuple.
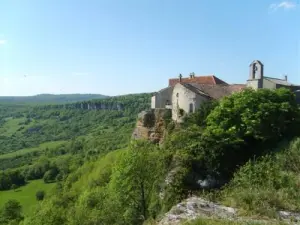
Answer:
(264, 76, 286, 81)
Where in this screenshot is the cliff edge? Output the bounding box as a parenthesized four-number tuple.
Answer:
(132, 108, 172, 144)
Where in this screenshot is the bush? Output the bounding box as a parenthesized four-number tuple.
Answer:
(221, 138, 300, 216)
(36, 190, 45, 201)
(193, 88, 300, 180)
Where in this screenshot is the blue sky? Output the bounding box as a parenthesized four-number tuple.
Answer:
(0, 0, 299, 96)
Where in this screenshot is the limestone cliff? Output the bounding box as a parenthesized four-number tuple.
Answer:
(132, 109, 172, 144)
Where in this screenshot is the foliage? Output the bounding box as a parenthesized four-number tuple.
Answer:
(0, 200, 23, 224)
(0, 170, 25, 191)
(160, 88, 300, 213)
(23, 141, 167, 225)
(0, 93, 151, 154)
(108, 140, 166, 224)
(184, 100, 218, 127)
(221, 138, 300, 217)
(0, 180, 55, 216)
(192, 88, 300, 180)
(35, 190, 45, 201)
(2, 88, 300, 224)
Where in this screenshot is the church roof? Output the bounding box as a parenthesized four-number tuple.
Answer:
(169, 75, 228, 87)
(264, 77, 294, 86)
(181, 83, 245, 100)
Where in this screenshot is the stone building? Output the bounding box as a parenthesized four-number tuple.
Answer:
(247, 60, 300, 92)
(151, 60, 300, 122)
(151, 74, 230, 110)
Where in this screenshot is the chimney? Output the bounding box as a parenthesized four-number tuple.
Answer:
(284, 75, 288, 81)
(190, 72, 195, 78)
(179, 73, 182, 83)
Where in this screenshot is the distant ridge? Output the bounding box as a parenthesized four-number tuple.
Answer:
(0, 94, 109, 104)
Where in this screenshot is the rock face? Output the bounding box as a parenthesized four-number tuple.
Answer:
(132, 109, 171, 144)
(159, 196, 300, 225)
(159, 197, 237, 225)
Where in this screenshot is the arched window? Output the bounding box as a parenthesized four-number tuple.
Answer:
(189, 103, 194, 113)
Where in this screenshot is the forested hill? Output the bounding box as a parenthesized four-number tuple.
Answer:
(0, 93, 108, 104)
(36, 92, 155, 113)
(0, 93, 152, 155)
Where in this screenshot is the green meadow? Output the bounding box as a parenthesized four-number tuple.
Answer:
(0, 180, 55, 216)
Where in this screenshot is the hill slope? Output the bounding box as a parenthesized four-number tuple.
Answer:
(0, 94, 108, 104)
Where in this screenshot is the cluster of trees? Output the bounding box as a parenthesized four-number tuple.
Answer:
(0, 170, 25, 191)
(0, 200, 23, 225)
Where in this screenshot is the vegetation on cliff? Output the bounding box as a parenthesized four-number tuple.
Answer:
(1, 88, 300, 225)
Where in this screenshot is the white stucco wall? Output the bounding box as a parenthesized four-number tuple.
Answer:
(172, 83, 208, 122)
(151, 86, 174, 109)
(246, 79, 259, 89)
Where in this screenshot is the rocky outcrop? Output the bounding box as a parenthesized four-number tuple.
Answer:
(159, 197, 300, 225)
(132, 109, 171, 144)
(159, 197, 237, 225)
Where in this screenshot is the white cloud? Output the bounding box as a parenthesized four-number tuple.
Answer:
(0, 39, 7, 45)
(269, 1, 297, 11)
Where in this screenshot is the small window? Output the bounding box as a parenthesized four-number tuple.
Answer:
(189, 103, 194, 113)
(176, 93, 179, 98)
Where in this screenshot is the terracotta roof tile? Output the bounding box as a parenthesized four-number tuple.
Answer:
(169, 75, 228, 87)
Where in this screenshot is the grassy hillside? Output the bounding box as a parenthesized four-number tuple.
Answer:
(0, 93, 108, 104)
(0, 180, 55, 216)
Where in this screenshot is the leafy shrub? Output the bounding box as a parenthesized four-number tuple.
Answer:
(36, 190, 45, 201)
(221, 138, 300, 216)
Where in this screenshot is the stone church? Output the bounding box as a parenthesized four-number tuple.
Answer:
(151, 60, 300, 122)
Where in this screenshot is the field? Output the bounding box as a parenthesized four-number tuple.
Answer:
(0, 140, 67, 159)
(0, 180, 56, 216)
(0, 117, 29, 137)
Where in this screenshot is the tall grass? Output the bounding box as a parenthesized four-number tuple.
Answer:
(221, 138, 300, 217)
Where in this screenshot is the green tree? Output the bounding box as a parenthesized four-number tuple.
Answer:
(196, 88, 300, 179)
(36, 190, 45, 201)
(108, 140, 165, 224)
(0, 200, 23, 223)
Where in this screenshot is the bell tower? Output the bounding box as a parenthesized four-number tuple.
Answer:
(247, 60, 264, 89)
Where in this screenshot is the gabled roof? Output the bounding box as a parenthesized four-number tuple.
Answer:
(264, 77, 294, 86)
(180, 83, 246, 100)
(169, 75, 228, 87)
(181, 83, 212, 99)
